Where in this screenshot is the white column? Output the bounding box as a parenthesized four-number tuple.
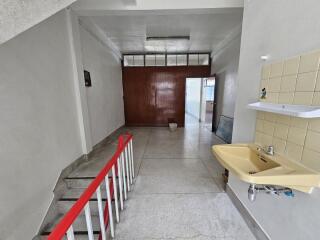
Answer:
(66, 9, 92, 154)
(66, 225, 75, 240)
(105, 174, 114, 237)
(124, 147, 130, 191)
(130, 139, 135, 178)
(121, 152, 127, 199)
(96, 186, 107, 240)
(127, 145, 133, 185)
(84, 203, 94, 240)
(117, 157, 124, 210)
(112, 165, 120, 222)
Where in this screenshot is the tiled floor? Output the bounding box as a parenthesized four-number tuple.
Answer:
(69, 115, 256, 240)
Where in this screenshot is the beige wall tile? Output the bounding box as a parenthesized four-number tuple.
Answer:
(256, 111, 265, 120)
(276, 115, 291, 125)
(285, 142, 303, 162)
(293, 92, 314, 105)
(256, 50, 320, 171)
(287, 127, 307, 145)
(262, 121, 275, 135)
(260, 79, 268, 90)
(268, 77, 281, 92)
(301, 148, 320, 172)
(262, 64, 271, 80)
(274, 123, 289, 140)
(278, 92, 294, 104)
(315, 71, 320, 91)
(264, 113, 277, 122)
(291, 117, 309, 129)
(308, 119, 320, 132)
(270, 61, 284, 78)
(255, 132, 263, 145)
(256, 119, 264, 132)
(261, 133, 273, 146)
(299, 51, 320, 73)
(273, 137, 286, 154)
(266, 92, 279, 103)
(305, 130, 320, 153)
(280, 75, 297, 92)
(312, 92, 320, 106)
(283, 56, 300, 75)
(296, 72, 317, 91)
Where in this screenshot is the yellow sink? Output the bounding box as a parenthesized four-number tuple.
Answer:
(212, 144, 320, 193)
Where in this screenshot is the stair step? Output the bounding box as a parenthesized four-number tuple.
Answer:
(64, 176, 127, 189)
(57, 198, 115, 216)
(41, 214, 102, 235)
(60, 188, 108, 199)
(64, 177, 101, 189)
(40, 232, 100, 240)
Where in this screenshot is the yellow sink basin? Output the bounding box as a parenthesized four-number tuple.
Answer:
(212, 144, 320, 193)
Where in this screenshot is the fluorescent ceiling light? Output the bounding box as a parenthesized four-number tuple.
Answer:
(146, 36, 190, 41)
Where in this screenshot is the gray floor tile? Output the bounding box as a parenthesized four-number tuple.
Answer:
(139, 158, 211, 178)
(133, 175, 221, 194)
(115, 193, 255, 240)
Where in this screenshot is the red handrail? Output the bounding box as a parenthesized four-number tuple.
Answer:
(48, 133, 133, 240)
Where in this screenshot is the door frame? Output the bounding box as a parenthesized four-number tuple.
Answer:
(211, 74, 218, 132)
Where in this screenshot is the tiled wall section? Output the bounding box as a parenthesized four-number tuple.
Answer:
(255, 50, 320, 172)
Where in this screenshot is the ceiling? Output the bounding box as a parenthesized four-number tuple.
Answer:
(80, 9, 243, 54)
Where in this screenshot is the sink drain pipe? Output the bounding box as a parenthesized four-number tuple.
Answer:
(248, 184, 294, 202)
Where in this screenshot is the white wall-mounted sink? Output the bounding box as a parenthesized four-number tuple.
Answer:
(247, 102, 320, 118)
(212, 144, 320, 193)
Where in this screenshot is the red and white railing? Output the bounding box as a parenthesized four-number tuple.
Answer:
(48, 133, 134, 240)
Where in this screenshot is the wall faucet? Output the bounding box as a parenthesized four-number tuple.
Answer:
(257, 145, 274, 156)
(264, 145, 274, 156)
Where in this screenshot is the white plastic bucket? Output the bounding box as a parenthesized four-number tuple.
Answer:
(169, 122, 178, 132)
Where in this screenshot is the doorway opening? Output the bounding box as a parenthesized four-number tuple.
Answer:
(185, 77, 216, 129)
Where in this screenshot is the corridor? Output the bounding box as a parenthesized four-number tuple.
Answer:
(67, 117, 255, 239)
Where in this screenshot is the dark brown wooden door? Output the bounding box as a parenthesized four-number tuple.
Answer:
(122, 66, 210, 127)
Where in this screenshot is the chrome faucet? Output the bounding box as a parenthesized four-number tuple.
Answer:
(257, 145, 274, 156)
(264, 145, 274, 156)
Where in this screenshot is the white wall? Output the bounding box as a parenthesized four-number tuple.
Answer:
(200, 79, 207, 122)
(79, 25, 124, 145)
(0, 10, 83, 239)
(211, 34, 241, 129)
(185, 78, 202, 120)
(0, 8, 124, 239)
(231, 1, 320, 239)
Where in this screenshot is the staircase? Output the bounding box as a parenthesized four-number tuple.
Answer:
(37, 134, 134, 240)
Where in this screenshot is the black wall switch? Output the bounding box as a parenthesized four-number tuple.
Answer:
(84, 70, 92, 87)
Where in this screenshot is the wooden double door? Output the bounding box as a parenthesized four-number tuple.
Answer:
(122, 66, 210, 127)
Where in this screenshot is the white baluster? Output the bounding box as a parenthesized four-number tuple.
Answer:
(121, 152, 127, 200)
(105, 174, 115, 238)
(130, 139, 135, 178)
(124, 147, 130, 191)
(66, 225, 75, 240)
(96, 186, 107, 240)
(84, 203, 94, 240)
(112, 165, 120, 222)
(127, 145, 133, 185)
(117, 157, 124, 210)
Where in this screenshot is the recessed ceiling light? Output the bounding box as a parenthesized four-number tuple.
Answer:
(146, 36, 190, 41)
